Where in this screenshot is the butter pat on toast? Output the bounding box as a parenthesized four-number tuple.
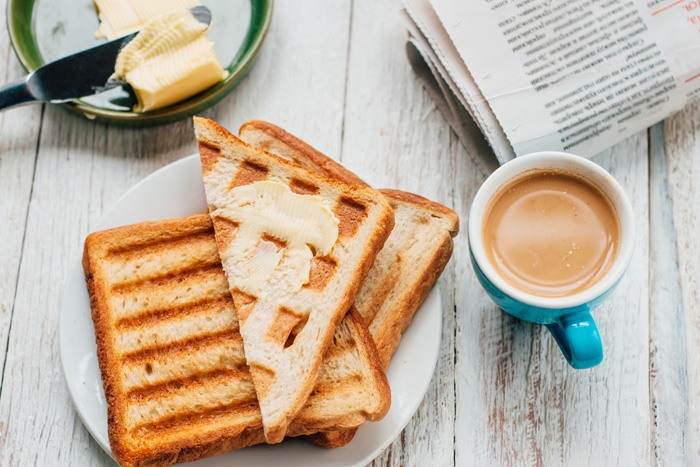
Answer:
(194, 117, 395, 443)
(239, 120, 459, 447)
(83, 214, 390, 466)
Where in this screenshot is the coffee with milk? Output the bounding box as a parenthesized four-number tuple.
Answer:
(482, 169, 620, 298)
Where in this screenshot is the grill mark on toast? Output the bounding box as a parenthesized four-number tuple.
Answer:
(126, 367, 248, 401)
(267, 307, 305, 347)
(335, 197, 367, 237)
(230, 289, 257, 323)
(131, 402, 261, 439)
(229, 160, 269, 189)
(211, 216, 239, 249)
(121, 338, 246, 391)
(111, 262, 222, 294)
(123, 329, 241, 364)
(260, 234, 287, 249)
(310, 374, 364, 396)
(109, 271, 229, 322)
(303, 256, 337, 291)
(198, 142, 221, 175)
(322, 336, 357, 360)
(289, 178, 320, 195)
(249, 364, 275, 400)
(105, 239, 220, 286)
(355, 256, 402, 323)
(107, 229, 215, 257)
(115, 295, 232, 329)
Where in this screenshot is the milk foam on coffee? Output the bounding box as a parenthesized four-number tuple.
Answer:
(482, 169, 620, 298)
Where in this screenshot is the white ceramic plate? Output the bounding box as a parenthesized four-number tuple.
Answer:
(59, 155, 443, 466)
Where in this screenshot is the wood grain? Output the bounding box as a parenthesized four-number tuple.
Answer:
(206, 0, 353, 159)
(0, 111, 120, 466)
(0, 3, 43, 387)
(650, 102, 700, 464)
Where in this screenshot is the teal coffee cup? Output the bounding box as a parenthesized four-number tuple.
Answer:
(468, 152, 635, 369)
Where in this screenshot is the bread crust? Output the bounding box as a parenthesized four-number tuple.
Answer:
(305, 429, 358, 449)
(347, 308, 391, 421)
(83, 234, 127, 463)
(379, 189, 459, 235)
(239, 120, 368, 187)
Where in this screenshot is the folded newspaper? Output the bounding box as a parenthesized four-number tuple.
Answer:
(404, 0, 700, 164)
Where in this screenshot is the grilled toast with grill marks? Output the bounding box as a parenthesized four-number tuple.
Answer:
(83, 214, 390, 466)
(194, 117, 395, 443)
(239, 120, 459, 447)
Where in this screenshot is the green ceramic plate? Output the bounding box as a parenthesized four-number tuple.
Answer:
(6, 0, 273, 125)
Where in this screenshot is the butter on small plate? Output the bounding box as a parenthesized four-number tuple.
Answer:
(7, 0, 272, 124)
(109, 8, 228, 112)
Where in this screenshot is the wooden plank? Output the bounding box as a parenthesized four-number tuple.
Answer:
(205, 0, 352, 158)
(0, 111, 122, 466)
(340, 1, 462, 465)
(454, 134, 651, 465)
(648, 121, 687, 465)
(649, 103, 700, 464)
(0, 4, 44, 384)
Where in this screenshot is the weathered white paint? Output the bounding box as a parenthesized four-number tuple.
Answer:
(652, 104, 700, 465)
(207, 0, 353, 159)
(0, 2, 44, 380)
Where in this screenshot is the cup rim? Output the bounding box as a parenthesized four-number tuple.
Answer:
(468, 151, 636, 309)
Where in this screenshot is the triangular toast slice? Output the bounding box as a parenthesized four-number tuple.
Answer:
(239, 120, 459, 447)
(194, 117, 395, 443)
(83, 214, 390, 466)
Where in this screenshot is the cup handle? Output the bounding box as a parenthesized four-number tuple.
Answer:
(545, 311, 603, 369)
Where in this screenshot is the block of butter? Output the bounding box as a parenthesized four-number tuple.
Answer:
(219, 180, 340, 294)
(95, 0, 228, 112)
(94, 0, 200, 41)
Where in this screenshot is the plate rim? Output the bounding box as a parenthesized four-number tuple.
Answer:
(59, 154, 444, 465)
(6, 0, 274, 125)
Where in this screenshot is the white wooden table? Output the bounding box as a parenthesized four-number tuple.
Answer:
(1, 1, 698, 465)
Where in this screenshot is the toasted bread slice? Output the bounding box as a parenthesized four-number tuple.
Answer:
(239, 120, 459, 447)
(193, 117, 395, 443)
(83, 214, 390, 466)
(239, 120, 459, 362)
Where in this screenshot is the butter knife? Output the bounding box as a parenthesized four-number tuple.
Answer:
(0, 5, 212, 111)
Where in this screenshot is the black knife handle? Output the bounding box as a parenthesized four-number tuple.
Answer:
(0, 79, 37, 111)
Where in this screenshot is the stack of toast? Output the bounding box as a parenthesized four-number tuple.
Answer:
(83, 117, 458, 465)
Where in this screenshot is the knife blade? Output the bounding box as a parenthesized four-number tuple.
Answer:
(0, 33, 137, 111)
(0, 5, 212, 111)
